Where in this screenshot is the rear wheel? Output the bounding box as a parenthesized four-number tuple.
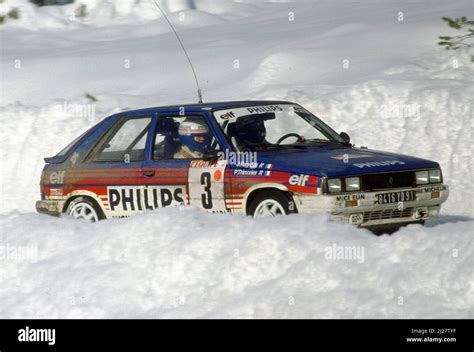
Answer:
(66, 198, 102, 222)
(248, 190, 296, 218)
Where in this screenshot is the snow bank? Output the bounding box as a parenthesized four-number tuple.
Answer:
(0, 101, 114, 213)
(1, 208, 472, 318)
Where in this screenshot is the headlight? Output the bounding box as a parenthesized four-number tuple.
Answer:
(415, 171, 429, 185)
(327, 178, 342, 193)
(345, 177, 360, 191)
(429, 169, 441, 183)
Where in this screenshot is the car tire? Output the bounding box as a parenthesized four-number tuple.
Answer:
(248, 190, 296, 218)
(66, 197, 103, 222)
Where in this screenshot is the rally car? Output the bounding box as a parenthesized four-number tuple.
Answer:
(36, 100, 449, 231)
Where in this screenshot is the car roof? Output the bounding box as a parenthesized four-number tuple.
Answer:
(119, 100, 296, 116)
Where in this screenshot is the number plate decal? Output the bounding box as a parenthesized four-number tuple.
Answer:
(375, 190, 416, 205)
(188, 160, 227, 212)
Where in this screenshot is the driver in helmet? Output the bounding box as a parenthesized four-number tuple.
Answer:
(232, 118, 268, 150)
(174, 118, 212, 159)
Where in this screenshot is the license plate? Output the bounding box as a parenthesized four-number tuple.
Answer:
(376, 190, 416, 204)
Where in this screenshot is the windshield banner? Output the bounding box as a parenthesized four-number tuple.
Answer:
(214, 104, 306, 122)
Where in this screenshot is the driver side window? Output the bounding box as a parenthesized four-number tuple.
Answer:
(153, 116, 220, 160)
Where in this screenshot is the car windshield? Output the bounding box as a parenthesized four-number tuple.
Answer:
(213, 104, 346, 151)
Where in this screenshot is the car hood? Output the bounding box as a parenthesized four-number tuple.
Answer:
(253, 146, 439, 177)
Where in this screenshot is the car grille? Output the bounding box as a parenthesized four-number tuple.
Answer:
(361, 171, 415, 191)
(363, 207, 414, 222)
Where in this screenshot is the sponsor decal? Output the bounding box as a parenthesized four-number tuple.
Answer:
(423, 185, 446, 192)
(215, 104, 299, 121)
(49, 171, 66, 184)
(336, 194, 365, 201)
(219, 111, 237, 120)
(353, 160, 405, 168)
(50, 188, 63, 196)
(289, 174, 310, 186)
(213, 169, 222, 182)
(190, 160, 219, 168)
(246, 105, 283, 114)
(108, 186, 184, 212)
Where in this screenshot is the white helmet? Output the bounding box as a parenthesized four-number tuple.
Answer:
(178, 118, 212, 152)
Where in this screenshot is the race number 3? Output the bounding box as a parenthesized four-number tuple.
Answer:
(200, 172, 213, 209)
(188, 162, 226, 212)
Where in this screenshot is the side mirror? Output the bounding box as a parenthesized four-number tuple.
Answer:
(340, 132, 351, 144)
(202, 150, 220, 161)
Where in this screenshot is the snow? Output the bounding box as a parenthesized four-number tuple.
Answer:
(1, 208, 473, 318)
(0, 0, 473, 318)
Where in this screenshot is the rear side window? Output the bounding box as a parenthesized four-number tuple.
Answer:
(94, 117, 152, 162)
(56, 127, 92, 157)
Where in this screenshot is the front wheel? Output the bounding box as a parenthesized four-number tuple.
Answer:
(66, 198, 101, 222)
(248, 191, 296, 218)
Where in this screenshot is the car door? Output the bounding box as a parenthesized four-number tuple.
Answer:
(82, 114, 153, 218)
(143, 113, 228, 212)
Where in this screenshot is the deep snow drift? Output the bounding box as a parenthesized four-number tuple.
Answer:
(0, 0, 473, 318)
(1, 208, 473, 318)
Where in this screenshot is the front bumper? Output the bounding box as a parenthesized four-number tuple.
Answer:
(36, 199, 65, 217)
(295, 184, 449, 227)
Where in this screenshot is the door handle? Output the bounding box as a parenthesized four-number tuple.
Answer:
(143, 170, 156, 177)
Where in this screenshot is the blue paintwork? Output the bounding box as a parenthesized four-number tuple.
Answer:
(43, 100, 440, 178)
(44, 101, 289, 168)
(254, 147, 439, 177)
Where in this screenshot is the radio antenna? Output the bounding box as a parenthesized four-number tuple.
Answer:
(152, 0, 203, 104)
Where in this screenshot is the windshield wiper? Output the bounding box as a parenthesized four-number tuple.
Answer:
(303, 138, 350, 146)
(303, 138, 332, 143)
(249, 143, 307, 151)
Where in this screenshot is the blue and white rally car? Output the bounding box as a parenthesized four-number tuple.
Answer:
(36, 101, 448, 232)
